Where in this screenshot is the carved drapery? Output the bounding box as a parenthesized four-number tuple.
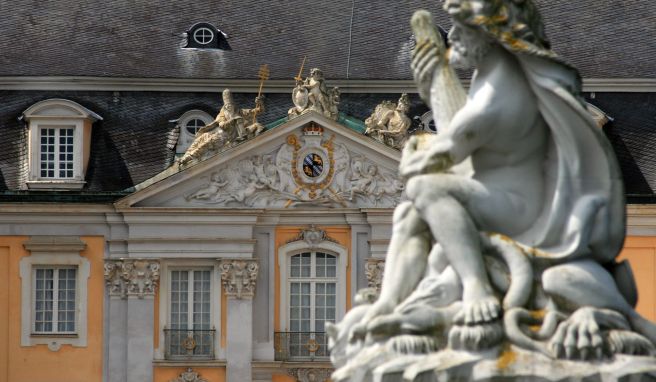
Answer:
(104, 259, 160, 299)
(219, 259, 259, 299)
(170, 368, 208, 382)
(365, 258, 385, 292)
(287, 367, 333, 382)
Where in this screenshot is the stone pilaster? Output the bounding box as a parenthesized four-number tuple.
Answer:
(104, 259, 160, 382)
(220, 259, 259, 382)
(219, 259, 259, 299)
(365, 258, 385, 292)
(104, 258, 160, 299)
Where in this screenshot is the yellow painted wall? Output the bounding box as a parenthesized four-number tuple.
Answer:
(274, 226, 351, 332)
(154, 366, 225, 382)
(619, 236, 656, 321)
(272, 374, 296, 382)
(0, 236, 104, 382)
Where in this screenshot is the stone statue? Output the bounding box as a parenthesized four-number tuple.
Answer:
(179, 89, 264, 165)
(364, 94, 412, 149)
(289, 68, 340, 120)
(329, 0, 656, 380)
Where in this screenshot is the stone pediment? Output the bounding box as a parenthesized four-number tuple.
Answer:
(116, 112, 403, 209)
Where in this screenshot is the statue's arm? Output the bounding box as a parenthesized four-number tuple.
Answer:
(400, 99, 496, 178)
(443, 100, 497, 163)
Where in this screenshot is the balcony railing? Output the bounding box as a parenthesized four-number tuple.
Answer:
(274, 332, 329, 361)
(164, 328, 215, 359)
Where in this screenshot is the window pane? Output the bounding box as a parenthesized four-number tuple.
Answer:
(193, 270, 211, 330)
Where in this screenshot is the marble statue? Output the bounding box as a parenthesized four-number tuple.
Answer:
(364, 94, 413, 149)
(328, 0, 656, 380)
(179, 89, 264, 165)
(289, 68, 340, 120)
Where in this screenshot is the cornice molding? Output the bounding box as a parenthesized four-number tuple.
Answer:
(1, 76, 655, 93)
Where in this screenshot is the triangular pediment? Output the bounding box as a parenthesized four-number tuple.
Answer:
(116, 112, 403, 209)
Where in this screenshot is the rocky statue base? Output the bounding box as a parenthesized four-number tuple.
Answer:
(329, 0, 656, 381)
(332, 342, 656, 382)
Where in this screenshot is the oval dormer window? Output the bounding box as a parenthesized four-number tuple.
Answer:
(184, 23, 231, 50)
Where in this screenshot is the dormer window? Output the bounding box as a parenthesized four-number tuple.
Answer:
(184, 23, 231, 50)
(193, 27, 215, 45)
(22, 99, 102, 190)
(174, 110, 214, 156)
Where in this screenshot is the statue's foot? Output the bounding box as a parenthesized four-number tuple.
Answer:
(448, 293, 503, 350)
(548, 307, 634, 360)
(454, 295, 501, 325)
(448, 320, 504, 350)
(368, 314, 402, 338)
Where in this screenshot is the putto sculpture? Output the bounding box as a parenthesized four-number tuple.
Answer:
(289, 67, 340, 120)
(328, 0, 656, 380)
(179, 89, 265, 166)
(364, 93, 413, 150)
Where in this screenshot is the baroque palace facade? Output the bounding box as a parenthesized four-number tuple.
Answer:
(1, 1, 656, 382)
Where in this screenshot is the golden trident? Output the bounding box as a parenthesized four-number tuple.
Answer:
(257, 64, 270, 97)
(294, 56, 307, 82)
(253, 64, 269, 120)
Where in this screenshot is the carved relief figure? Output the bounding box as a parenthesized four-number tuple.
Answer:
(179, 89, 265, 166)
(185, 138, 403, 208)
(289, 68, 340, 120)
(330, 0, 656, 378)
(364, 93, 413, 149)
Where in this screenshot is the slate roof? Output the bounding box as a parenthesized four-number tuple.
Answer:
(0, 1, 654, 80)
(0, 91, 428, 193)
(0, 90, 655, 201)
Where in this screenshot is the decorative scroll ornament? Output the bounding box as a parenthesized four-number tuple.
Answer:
(287, 368, 333, 382)
(365, 258, 385, 292)
(287, 225, 339, 247)
(170, 368, 208, 382)
(104, 259, 160, 299)
(219, 259, 259, 299)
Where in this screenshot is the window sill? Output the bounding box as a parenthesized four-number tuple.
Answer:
(30, 333, 78, 338)
(152, 359, 227, 367)
(26, 180, 86, 190)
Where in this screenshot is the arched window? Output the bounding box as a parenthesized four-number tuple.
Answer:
(277, 237, 348, 360)
(174, 110, 214, 155)
(288, 251, 337, 334)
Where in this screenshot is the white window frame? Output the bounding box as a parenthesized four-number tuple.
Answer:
(278, 240, 348, 332)
(174, 110, 214, 155)
(33, 123, 80, 180)
(156, 260, 223, 360)
(193, 27, 215, 44)
(20, 236, 90, 350)
(32, 266, 78, 334)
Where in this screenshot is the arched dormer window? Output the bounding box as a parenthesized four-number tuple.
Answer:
(21, 99, 102, 190)
(174, 110, 214, 155)
(277, 227, 347, 360)
(184, 23, 231, 50)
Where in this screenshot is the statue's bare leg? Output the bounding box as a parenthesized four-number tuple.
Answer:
(406, 173, 531, 326)
(350, 201, 431, 340)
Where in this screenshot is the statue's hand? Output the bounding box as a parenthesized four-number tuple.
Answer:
(400, 136, 451, 178)
(411, 39, 442, 89)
